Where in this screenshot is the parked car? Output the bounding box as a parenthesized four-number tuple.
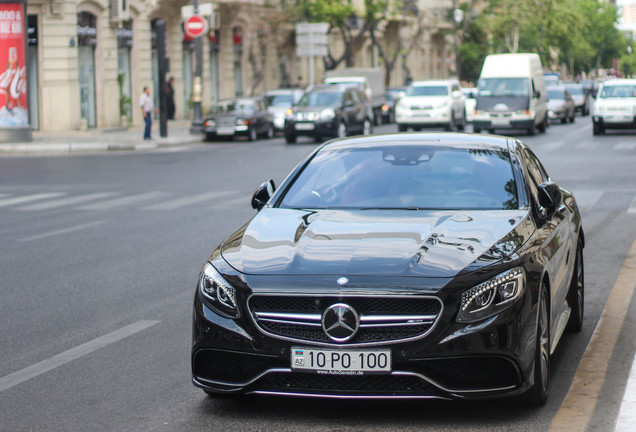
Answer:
(192, 132, 584, 405)
(204, 97, 274, 141)
(546, 86, 576, 124)
(263, 89, 304, 133)
(592, 79, 636, 135)
(462, 87, 478, 123)
(395, 79, 466, 131)
(381, 87, 406, 124)
(283, 84, 373, 143)
(564, 83, 590, 116)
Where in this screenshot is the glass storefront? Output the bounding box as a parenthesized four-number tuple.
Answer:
(77, 12, 97, 128)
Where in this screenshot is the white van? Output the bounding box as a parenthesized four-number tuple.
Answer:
(473, 53, 548, 135)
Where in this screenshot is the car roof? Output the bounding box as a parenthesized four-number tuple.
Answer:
(410, 80, 454, 86)
(263, 89, 302, 95)
(600, 79, 636, 86)
(318, 132, 512, 152)
(308, 84, 352, 93)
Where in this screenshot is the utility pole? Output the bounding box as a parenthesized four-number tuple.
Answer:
(190, 0, 204, 134)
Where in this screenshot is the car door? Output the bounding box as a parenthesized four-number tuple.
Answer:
(451, 82, 464, 121)
(524, 148, 574, 343)
(341, 89, 358, 131)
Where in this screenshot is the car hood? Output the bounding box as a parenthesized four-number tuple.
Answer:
(547, 99, 566, 109)
(401, 96, 448, 107)
(220, 208, 532, 278)
(595, 98, 636, 108)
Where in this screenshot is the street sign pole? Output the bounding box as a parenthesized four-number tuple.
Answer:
(189, 0, 204, 134)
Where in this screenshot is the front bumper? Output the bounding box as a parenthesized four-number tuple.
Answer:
(473, 118, 534, 130)
(395, 108, 451, 128)
(204, 124, 250, 138)
(192, 285, 537, 400)
(593, 115, 636, 129)
(284, 120, 338, 138)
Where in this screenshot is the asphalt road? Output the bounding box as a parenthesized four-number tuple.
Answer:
(1, 118, 635, 431)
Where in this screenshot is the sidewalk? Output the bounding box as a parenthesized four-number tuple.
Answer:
(0, 119, 205, 155)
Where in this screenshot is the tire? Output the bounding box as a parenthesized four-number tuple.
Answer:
(362, 118, 372, 135)
(593, 123, 603, 136)
(285, 134, 296, 144)
(205, 133, 215, 142)
(398, 124, 407, 132)
(527, 123, 536, 135)
(457, 111, 466, 131)
(525, 284, 550, 406)
(567, 242, 584, 332)
(570, 111, 575, 123)
(538, 115, 547, 133)
(561, 116, 567, 124)
(265, 125, 274, 139)
(444, 112, 455, 131)
(337, 121, 347, 138)
(473, 127, 481, 133)
(248, 126, 257, 141)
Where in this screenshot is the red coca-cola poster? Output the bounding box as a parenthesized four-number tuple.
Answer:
(0, 3, 27, 127)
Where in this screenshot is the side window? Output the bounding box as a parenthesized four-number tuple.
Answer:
(343, 91, 353, 105)
(350, 90, 360, 104)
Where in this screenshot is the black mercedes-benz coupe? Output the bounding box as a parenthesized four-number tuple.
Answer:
(191, 133, 584, 406)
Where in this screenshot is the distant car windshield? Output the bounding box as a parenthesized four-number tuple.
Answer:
(478, 78, 529, 97)
(214, 100, 255, 114)
(297, 91, 343, 108)
(599, 85, 636, 99)
(280, 145, 519, 210)
(264, 94, 294, 107)
(565, 86, 584, 96)
(547, 89, 566, 100)
(407, 86, 448, 96)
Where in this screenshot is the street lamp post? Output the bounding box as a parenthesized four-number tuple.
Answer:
(190, 0, 204, 134)
(453, 8, 464, 80)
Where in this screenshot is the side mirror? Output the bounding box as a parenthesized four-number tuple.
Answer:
(534, 90, 541, 99)
(251, 179, 276, 210)
(452, 90, 462, 98)
(344, 100, 355, 108)
(537, 182, 562, 216)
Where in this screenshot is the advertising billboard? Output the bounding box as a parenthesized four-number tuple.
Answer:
(0, 2, 28, 128)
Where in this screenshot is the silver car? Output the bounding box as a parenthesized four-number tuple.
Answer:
(263, 89, 304, 132)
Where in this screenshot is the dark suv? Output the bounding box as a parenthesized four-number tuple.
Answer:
(284, 84, 373, 143)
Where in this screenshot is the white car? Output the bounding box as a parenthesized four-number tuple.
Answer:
(263, 89, 304, 132)
(592, 79, 636, 135)
(396, 79, 466, 132)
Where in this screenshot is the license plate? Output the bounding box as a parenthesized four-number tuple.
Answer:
(491, 118, 509, 126)
(605, 115, 631, 123)
(291, 347, 391, 375)
(216, 127, 235, 135)
(295, 122, 314, 130)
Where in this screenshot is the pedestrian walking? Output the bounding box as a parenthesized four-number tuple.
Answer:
(166, 77, 176, 120)
(139, 86, 156, 140)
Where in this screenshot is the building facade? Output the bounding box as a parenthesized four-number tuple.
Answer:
(24, 0, 455, 132)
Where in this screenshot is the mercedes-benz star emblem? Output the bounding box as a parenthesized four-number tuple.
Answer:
(337, 277, 348, 286)
(322, 303, 359, 342)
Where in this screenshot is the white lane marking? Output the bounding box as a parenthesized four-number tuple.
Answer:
(615, 348, 636, 431)
(571, 189, 604, 213)
(0, 320, 160, 392)
(211, 195, 248, 210)
(615, 141, 636, 151)
(0, 193, 66, 208)
(78, 191, 169, 210)
(19, 220, 105, 242)
(541, 141, 565, 151)
(143, 190, 234, 210)
(16, 192, 117, 211)
(628, 195, 636, 214)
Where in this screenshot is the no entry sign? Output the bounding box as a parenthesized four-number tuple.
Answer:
(184, 15, 208, 39)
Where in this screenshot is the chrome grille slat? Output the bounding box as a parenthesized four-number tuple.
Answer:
(248, 294, 443, 346)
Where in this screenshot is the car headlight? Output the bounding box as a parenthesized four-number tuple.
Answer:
(285, 109, 294, 118)
(437, 101, 448, 108)
(198, 263, 239, 318)
(205, 120, 215, 127)
(236, 119, 248, 126)
(456, 267, 525, 323)
(320, 108, 336, 121)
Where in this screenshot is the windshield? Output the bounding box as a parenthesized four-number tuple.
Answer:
(599, 85, 636, 98)
(280, 145, 519, 210)
(565, 86, 584, 96)
(547, 89, 566, 100)
(478, 78, 529, 97)
(214, 100, 255, 114)
(407, 85, 448, 96)
(264, 94, 294, 107)
(297, 91, 343, 108)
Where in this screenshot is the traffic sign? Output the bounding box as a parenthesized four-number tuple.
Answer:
(184, 15, 208, 39)
(296, 45, 328, 57)
(296, 22, 329, 35)
(296, 34, 329, 46)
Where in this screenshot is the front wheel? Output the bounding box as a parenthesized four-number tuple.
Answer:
(525, 284, 550, 406)
(593, 123, 603, 136)
(398, 124, 407, 132)
(567, 242, 584, 332)
(248, 126, 257, 141)
(362, 118, 372, 135)
(285, 134, 297, 144)
(337, 121, 347, 138)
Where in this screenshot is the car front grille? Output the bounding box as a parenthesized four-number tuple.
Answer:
(248, 295, 443, 345)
